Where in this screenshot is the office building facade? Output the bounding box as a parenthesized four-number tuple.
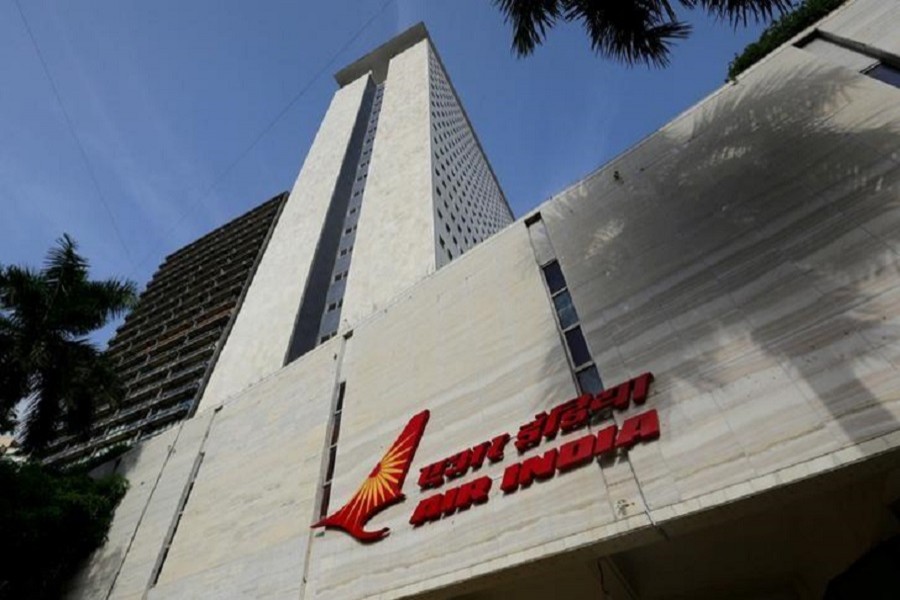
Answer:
(44, 193, 286, 465)
(200, 25, 513, 410)
(70, 2, 900, 598)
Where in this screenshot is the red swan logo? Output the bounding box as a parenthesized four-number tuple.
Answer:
(312, 410, 430, 542)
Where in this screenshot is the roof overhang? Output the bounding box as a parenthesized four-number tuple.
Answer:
(334, 22, 430, 87)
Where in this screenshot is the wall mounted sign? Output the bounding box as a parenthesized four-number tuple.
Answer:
(312, 410, 430, 542)
(313, 372, 658, 543)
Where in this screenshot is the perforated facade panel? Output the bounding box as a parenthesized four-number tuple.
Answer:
(427, 48, 513, 268)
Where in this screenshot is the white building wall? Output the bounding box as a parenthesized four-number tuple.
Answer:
(70, 2, 900, 599)
(148, 344, 340, 599)
(64, 413, 215, 600)
(340, 40, 438, 328)
(307, 225, 583, 599)
(198, 76, 370, 410)
(538, 36, 900, 523)
(428, 46, 513, 268)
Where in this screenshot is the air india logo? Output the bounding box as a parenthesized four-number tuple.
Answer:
(312, 410, 430, 542)
(313, 372, 662, 545)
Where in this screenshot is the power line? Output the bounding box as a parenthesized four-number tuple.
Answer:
(13, 0, 136, 267)
(128, 0, 397, 276)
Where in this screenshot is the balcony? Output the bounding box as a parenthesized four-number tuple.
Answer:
(143, 400, 192, 427)
(158, 381, 199, 404)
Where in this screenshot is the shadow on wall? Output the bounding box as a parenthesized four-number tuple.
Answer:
(63, 440, 160, 599)
(549, 48, 900, 474)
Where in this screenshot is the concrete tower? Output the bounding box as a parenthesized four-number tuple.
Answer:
(199, 24, 512, 409)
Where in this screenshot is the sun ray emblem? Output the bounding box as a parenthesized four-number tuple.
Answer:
(313, 410, 430, 542)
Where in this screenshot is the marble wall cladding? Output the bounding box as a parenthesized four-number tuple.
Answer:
(149, 343, 340, 599)
(306, 225, 601, 600)
(341, 40, 438, 329)
(542, 45, 900, 514)
(69, 2, 900, 599)
(65, 427, 182, 600)
(818, 0, 900, 55)
(199, 77, 370, 410)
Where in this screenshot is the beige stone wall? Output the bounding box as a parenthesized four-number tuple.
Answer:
(69, 1, 900, 598)
(307, 225, 587, 599)
(541, 44, 900, 522)
(340, 40, 437, 329)
(149, 342, 340, 599)
(198, 76, 370, 410)
(64, 417, 212, 600)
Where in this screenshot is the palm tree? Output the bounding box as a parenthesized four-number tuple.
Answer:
(492, 0, 793, 66)
(0, 235, 136, 455)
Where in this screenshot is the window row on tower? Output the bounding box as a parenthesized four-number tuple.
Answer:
(427, 51, 512, 267)
(316, 83, 385, 345)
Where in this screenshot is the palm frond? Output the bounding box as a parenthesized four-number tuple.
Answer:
(0, 265, 49, 328)
(2, 235, 136, 453)
(56, 279, 137, 337)
(493, 0, 563, 56)
(44, 233, 88, 289)
(564, 0, 691, 66)
(691, 0, 794, 26)
(495, 0, 791, 64)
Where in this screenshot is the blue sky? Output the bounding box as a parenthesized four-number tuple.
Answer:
(1, 0, 770, 346)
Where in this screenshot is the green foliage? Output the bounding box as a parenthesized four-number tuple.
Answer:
(63, 441, 132, 475)
(0, 459, 127, 599)
(0, 234, 137, 453)
(493, 0, 792, 66)
(727, 0, 848, 80)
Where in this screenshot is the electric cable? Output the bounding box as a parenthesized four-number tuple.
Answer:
(128, 0, 397, 276)
(13, 0, 136, 267)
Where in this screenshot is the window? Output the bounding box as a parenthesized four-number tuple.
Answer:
(537, 258, 603, 394)
(798, 35, 900, 89)
(333, 272, 346, 283)
(552, 291, 578, 330)
(564, 327, 592, 367)
(151, 452, 205, 586)
(576, 365, 603, 395)
(542, 261, 566, 295)
(866, 63, 900, 88)
(320, 383, 346, 518)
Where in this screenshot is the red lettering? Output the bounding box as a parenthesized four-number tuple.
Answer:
(440, 487, 459, 515)
(445, 450, 472, 479)
(454, 476, 492, 511)
(501, 463, 520, 494)
(518, 448, 558, 488)
(558, 394, 592, 433)
(470, 441, 490, 469)
(411, 477, 493, 525)
(410, 494, 443, 526)
(591, 380, 631, 414)
(486, 433, 510, 462)
(516, 414, 546, 453)
(557, 434, 596, 471)
(615, 409, 660, 449)
(418, 460, 446, 490)
(631, 372, 654, 405)
(595, 425, 618, 456)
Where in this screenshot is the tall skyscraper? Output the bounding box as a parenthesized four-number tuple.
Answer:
(68, 4, 900, 599)
(47, 24, 513, 464)
(44, 193, 286, 465)
(199, 24, 513, 409)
